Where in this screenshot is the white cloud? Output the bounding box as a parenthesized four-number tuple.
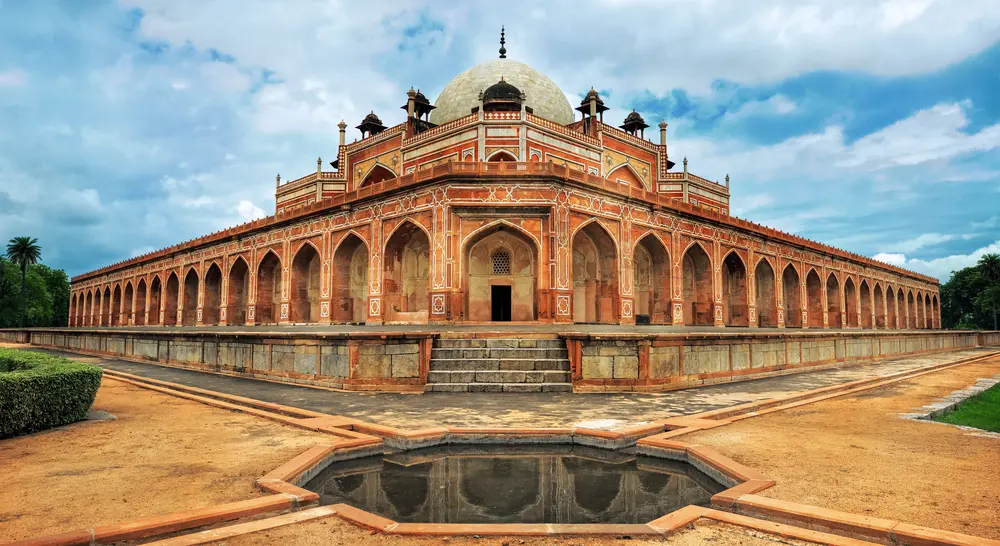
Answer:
(236, 200, 266, 220)
(881, 240, 1000, 280)
(724, 95, 797, 121)
(872, 252, 908, 266)
(0, 69, 26, 87)
(880, 232, 956, 254)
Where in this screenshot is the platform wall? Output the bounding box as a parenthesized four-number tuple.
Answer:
(1, 329, 997, 393)
(565, 331, 1000, 392)
(0, 329, 434, 392)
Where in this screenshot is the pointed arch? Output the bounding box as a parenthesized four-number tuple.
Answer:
(164, 273, 179, 326)
(634, 233, 671, 324)
(782, 263, 801, 327)
(384, 221, 431, 323)
(682, 241, 714, 326)
(332, 233, 369, 323)
(805, 268, 823, 328)
(906, 290, 915, 329)
(84, 290, 93, 326)
(721, 250, 748, 327)
(923, 293, 931, 329)
(844, 277, 858, 328)
(461, 219, 541, 253)
(932, 294, 939, 329)
(606, 163, 648, 191)
(873, 282, 884, 329)
(572, 219, 619, 323)
(256, 250, 282, 324)
(860, 279, 872, 329)
(149, 275, 163, 325)
(826, 272, 842, 328)
(182, 268, 199, 326)
(70, 292, 78, 327)
(465, 222, 538, 321)
(358, 164, 396, 189)
(897, 288, 906, 328)
(123, 281, 134, 326)
(754, 257, 777, 327)
(486, 150, 517, 162)
(290, 242, 321, 323)
(203, 262, 222, 326)
(570, 217, 621, 257)
(135, 278, 147, 326)
(227, 256, 250, 325)
(111, 284, 122, 326)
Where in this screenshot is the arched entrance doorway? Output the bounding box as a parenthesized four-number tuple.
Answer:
(290, 244, 321, 323)
(682, 243, 713, 326)
(633, 234, 671, 324)
(906, 291, 915, 329)
(227, 257, 249, 325)
(332, 235, 368, 323)
(359, 165, 395, 188)
(256, 251, 282, 324)
(123, 282, 134, 326)
(384, 222, 430, 323)
(150, 277, 163, 325)
(722, 252, 748, 327)
(111, 285, 122, 326)
(466, 223, 537, 322)
(782, 264, 801, 328)
(572, 222, 618, 324)
(203, 263, 222, 326)
(873, 283, 884, 328)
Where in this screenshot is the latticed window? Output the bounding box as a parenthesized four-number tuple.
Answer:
(491, 251, 511, 275)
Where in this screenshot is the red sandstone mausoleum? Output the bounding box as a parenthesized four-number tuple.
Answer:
(67, 42, 941, 332)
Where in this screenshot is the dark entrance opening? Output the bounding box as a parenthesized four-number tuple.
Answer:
(491, 285, 512, 321)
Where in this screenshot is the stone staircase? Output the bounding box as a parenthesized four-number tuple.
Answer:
(427, 337, 572, 393)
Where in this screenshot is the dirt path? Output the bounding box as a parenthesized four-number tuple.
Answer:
(0, 378, 328, 542)
(686, 356, 1000, 541)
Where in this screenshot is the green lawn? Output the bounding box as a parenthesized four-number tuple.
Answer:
(934, 383, 1000, 433)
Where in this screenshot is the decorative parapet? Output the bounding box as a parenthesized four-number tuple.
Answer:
(402, 114, 477, 146)
(526, 113, 600, 147)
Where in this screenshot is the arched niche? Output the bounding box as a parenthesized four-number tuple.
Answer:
(860, 280, 872, 329)
(886, 286, 897, 329)
(358, 164, 395, 189)
(123, 282, 134, 326)
(633, 234, 671, 324)
(466, 223, 537, 322)
(290, 243, 321, 323)
(827, 273, 842, 328)
(844, 277, 858, 328)
(607, 164, 646, 191)
(383, 222, 430, 323)
(203, 263, 222, 326)
(182, 269, 199, 326)
(111, 285, 122, 326)
(332, 234, 369, 323)
(150, 276, 164, 325)
(782, 264, 801, 328)
(256, 251, 282, 324)
(682, 243, 713, 326)
(572, 222, 618, 324)
(755, 259, 777, 327)
(873, 283, 885, 329)
(805, 269, 823, 328)
(164, 273, 179, 326)
(722, 252, 748, 327)
(135, 279, 147, 326)
(227, 257, 250, 325)
(906, 291, 915, 329)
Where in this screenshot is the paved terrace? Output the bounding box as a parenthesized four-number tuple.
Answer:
(21, 345, 996, 431)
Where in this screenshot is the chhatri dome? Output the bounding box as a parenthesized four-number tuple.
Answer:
(430, 28, 574, 125)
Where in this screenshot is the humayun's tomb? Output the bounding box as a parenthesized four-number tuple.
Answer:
(19, 34, 986, 394)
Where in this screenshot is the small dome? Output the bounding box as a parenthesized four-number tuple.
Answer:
(482, 78, 523, 102)
(623, 110, 645, 124)
(361, 111, 383, 125)
(584, 87, 600, 101)
(431, 59, 574, 125)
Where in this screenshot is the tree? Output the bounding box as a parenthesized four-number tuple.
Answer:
(6, 237, 42, 327)
(979, 253, 1000, 330)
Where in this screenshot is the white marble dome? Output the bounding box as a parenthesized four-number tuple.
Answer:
(431, 59, 575, 125)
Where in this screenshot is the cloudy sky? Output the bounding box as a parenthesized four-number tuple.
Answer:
(1, 0, 998, 281)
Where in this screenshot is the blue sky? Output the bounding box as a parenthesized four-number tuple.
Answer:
(0, 0, 998, 281)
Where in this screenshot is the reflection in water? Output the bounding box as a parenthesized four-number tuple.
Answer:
(304, 445, 725, 524)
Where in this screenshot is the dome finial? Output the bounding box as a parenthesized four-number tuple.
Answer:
(499, 26, 506, 58)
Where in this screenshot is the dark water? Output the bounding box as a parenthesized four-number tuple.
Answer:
(303, 445, 725, 524)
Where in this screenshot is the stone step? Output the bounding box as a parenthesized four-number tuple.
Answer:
(429, 358, 570, 372)
(434, 338, 565, 349)
(431, 347, 568, 360)
(426, 382, 573, 393)
(428, 370, 570, 384)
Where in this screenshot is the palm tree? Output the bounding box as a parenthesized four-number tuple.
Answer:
(979, 253, 1000, 330)
(6, 237, 42, 327)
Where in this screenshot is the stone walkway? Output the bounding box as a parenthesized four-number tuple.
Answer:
(25, 346, 997, 431)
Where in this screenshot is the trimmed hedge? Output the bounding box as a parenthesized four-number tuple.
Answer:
(0, 348, 102, 439)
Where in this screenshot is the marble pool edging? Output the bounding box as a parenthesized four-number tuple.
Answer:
(7, 349, 1000, 546)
